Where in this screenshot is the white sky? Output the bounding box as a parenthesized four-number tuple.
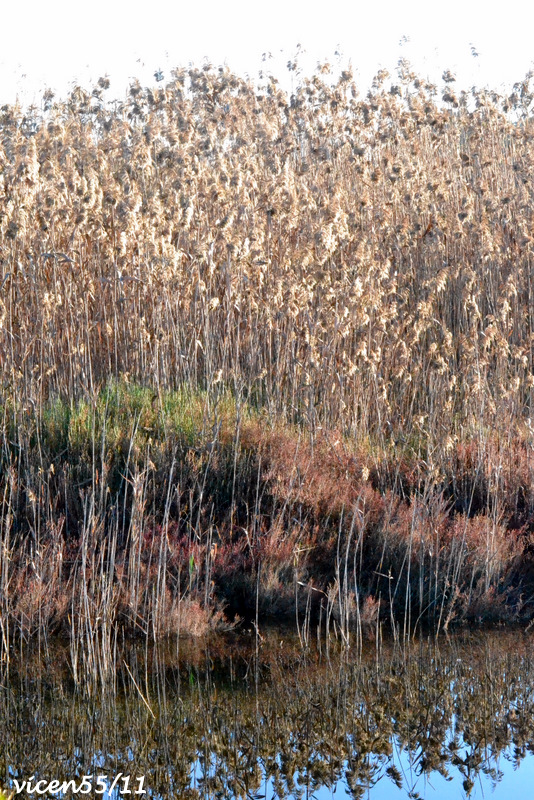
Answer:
(1, 0, 533, 105)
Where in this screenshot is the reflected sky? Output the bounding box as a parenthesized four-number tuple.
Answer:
(2, 630, 534, 799)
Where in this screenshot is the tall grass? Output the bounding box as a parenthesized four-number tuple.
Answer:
(2, 64, 534, 438)
(2, 61, 534, 650)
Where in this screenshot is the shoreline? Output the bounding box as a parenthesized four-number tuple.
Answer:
(1, 381, 533, 649)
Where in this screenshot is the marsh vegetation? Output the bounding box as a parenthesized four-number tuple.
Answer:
(2, 62, 534, 644)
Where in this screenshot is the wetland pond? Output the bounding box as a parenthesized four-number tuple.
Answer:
(2, 629, 534, 799)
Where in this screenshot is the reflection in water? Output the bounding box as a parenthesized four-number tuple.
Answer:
(1, 631, 534, 799)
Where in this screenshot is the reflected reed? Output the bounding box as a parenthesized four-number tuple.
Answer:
(1, 630, 534, 798)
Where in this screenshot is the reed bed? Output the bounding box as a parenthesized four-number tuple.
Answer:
(2, 61, 534, 648)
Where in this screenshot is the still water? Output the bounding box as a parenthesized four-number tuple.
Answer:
(2, 629, 534, 799)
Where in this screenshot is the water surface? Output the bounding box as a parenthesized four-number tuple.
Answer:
(2, 629, 534, 799)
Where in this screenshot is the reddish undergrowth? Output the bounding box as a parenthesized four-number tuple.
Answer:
(2, 415, 534, 645)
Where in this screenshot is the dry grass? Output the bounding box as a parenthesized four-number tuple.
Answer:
(1, 64, 534, 443)
(2, 62, 534, 649)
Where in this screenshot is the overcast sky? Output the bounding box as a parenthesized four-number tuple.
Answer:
(1, 0, 533, 105)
